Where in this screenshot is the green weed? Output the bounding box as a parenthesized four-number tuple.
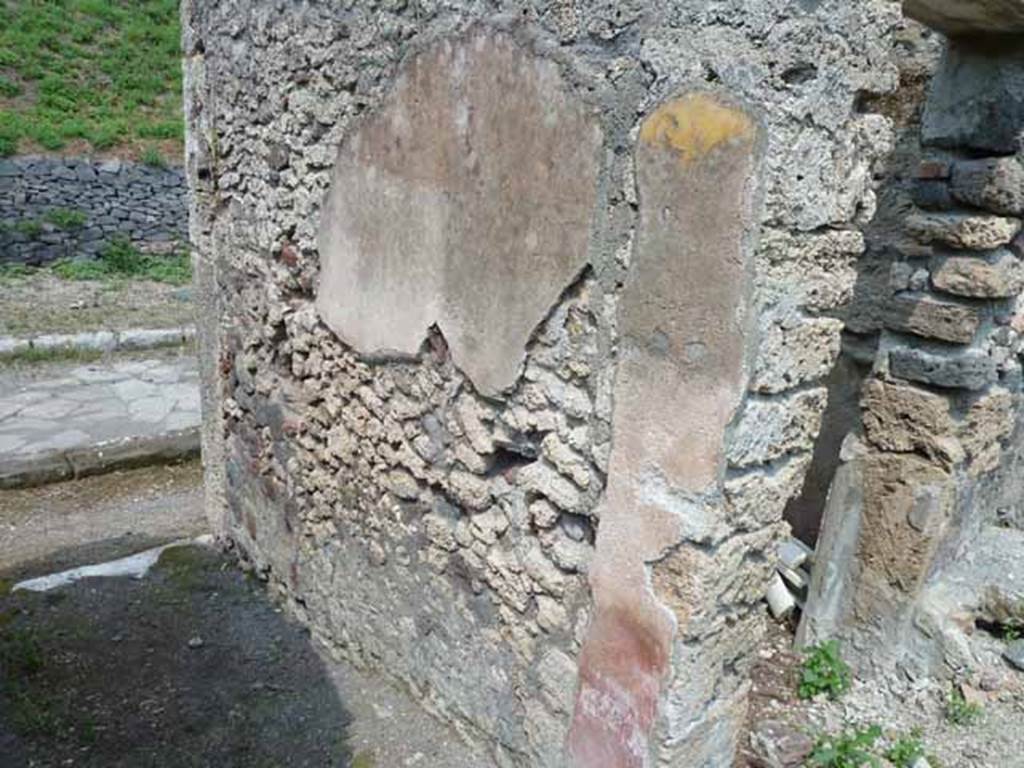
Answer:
(0, 263, 33, 281)
(885, 729, 925, 767)
(798, 640, 852, 700)
(946, 684, 982, 726)
(0, 345, 104, 366)
(141, 146, 166, 168)
(14, 219, 42, 236)
(807, 725, 882, 768)
(53, 238, 191, 285)
(44, 208, 87, 229)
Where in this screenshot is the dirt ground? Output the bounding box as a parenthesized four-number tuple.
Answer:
(0, 462, 206, 580)
(0, 544, 356, 768)
(0, 464, 493, 768)
(0, 271, 194, 337)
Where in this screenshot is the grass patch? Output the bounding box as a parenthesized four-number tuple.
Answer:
(0, 345, 104, 366)
(140, 145, 166, 168)
(798, 640, 852, 700)
(0, 263, 34, 281)
(0, 627, 45, 676)
(0, 0, 183, 156)
(14, 219, 43, 236)
(155, 544, 215, 593)
(53, 238, 191, 285)
(44, 208, 86, 229)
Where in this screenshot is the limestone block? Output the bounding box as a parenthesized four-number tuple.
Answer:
(931, 251, 1024, 299)
(905, 212, 1021, 250)
(882, 294, 981, 344)
(858, 452, 954, 595)
(755, 229, 863, 313)
(726, 389, 827, 469)
(516, 461, 584, 515)
(922, 39, 1024, 154)
(316, 31, 602, 397)
(950, 157, 1024, 216)
(861, 379, 963, 466)
(960, 388, 1015, 475)
(904, 0, 1024, 36)
(723, 452, 813, 532)
(750, 312, 844, 394)
(889, 346, 997, 391)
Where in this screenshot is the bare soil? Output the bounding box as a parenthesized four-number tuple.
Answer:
(0, 272, 194, 337)
(0, 464, 493, 768)
(0, 544, 355, 768)
(0, 461, 206, 580)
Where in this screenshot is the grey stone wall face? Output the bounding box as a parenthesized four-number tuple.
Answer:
(801, 21, 1024, 681)
(184, 2, 900, 765)
(0, 156, 186, 265)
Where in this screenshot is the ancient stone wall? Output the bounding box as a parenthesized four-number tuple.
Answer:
(801, 11, 1024, 680)
(184, 2, 902, 765)
(0, 156, 187, 265)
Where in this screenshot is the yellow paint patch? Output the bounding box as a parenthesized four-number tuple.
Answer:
(639, 93, 754, 165)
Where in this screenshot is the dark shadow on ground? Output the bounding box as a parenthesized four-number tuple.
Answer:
(0, 544, 353, 768)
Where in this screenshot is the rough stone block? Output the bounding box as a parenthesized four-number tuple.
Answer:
(861, 379, 963, 466)
(756, 228, 863, 313)
(882, 294, 981, 344)
(922, 39, 1024, 154)
(960, 388, 1015, 475)
(889, 346, 997, 390)
(726, 388, 827, 469)
(904, 0, 1024, 36)
(931, 250, 1024, 298)
(905, 212, 1021, 250)
(950, 157, 1024, 216)
(858, 451, 954, 594)
(750, 313, 843, 394)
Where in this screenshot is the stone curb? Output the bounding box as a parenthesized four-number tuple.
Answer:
(0, 428, 201, 490)
(0, 326, 196, 357)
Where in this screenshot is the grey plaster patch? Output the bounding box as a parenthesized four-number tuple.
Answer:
(316, 30, 602, 398)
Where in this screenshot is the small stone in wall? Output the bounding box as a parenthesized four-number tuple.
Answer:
(862, 379, 963, 467)
(882, 294, 981, 344)
(447, 470, 492, 511)
(951, 156, 1024, 216)
(889, 346, 997, 390)
(931, 251, 1024, 298)
(960, 388, 1014, 475)
(906, 212, 1021, 250)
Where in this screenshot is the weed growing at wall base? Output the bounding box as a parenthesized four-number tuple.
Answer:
(885, 729, 925, 767)
(798, 640, 852, 700)
(807, 725, 882, 768)
(945, 684, 983, 725)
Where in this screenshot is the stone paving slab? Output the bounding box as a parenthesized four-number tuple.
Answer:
(0, 354, 200, 488)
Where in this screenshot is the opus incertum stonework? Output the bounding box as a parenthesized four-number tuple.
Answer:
(184, 1, 1024, 765)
